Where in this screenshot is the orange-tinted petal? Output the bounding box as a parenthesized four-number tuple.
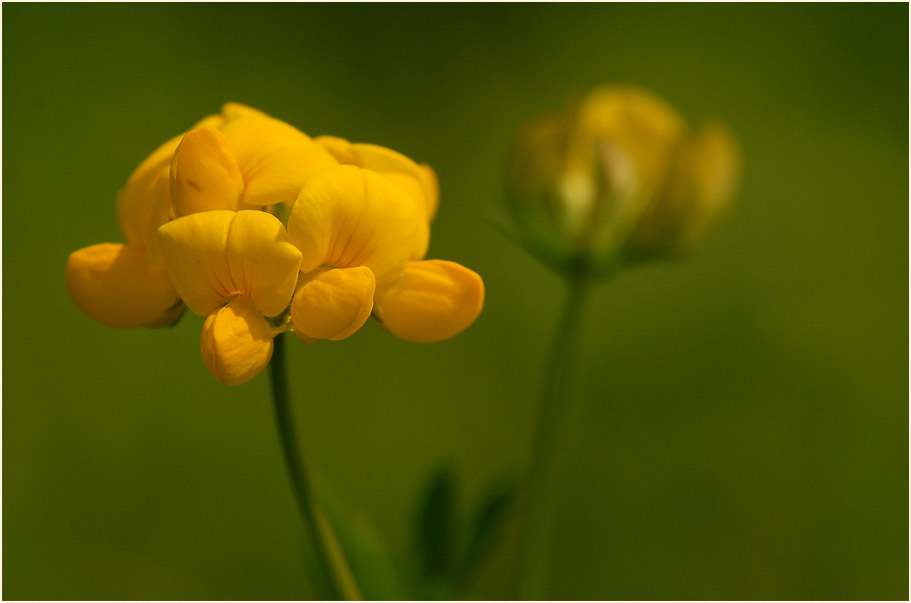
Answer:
(65, 243, 183, 328)
(374, 260, 484, 343)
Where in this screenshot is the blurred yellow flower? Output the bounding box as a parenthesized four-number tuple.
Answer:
(508, 85, 740, 271)
(67, 103, 484, 385)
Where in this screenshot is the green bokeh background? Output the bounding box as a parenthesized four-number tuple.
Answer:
(4, 4, 907, 600)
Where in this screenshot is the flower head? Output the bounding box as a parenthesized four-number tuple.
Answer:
(507, 85, 740, 275)
(66, 104, 484, 385)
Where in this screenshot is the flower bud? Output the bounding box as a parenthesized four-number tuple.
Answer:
(507, 85, 739, 274)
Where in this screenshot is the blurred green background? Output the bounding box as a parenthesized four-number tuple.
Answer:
(4, 4, 907, 600)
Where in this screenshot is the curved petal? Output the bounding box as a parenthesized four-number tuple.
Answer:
(116, 133, 182, 250)
(158, 210, 234, 315)
(632, 122, 740, 255)
(220, 102, 270, 122)
(192, 114, 225, 130)
(200, 295, 273, 386)
(287, 165, 424, 284)
(170, 126, 245, 217)
(65, 243, 183, 328)
(678, 122, 740, 245)
(219, 116, 337, 207)
(382, 171, 431, 259)
(158, 210, 302, 317)
(315, 136, 436, 221)
(291, 266, 376, 344)
(374, 260, 484, 343)
(417, 163, 439, 222)
(224, 210, 303, 316)
(313, 135, 360, 164)
(572, 85, 686, 194)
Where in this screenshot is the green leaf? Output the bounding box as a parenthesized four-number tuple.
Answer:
(315, 476, 407, 601)
(458, 473, 520, 584)
(414, 465, 458, 581)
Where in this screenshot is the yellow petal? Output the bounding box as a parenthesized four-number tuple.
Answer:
(381, 171, 431, 259)
(65, 243, 183, 328)
(116, 133, 182, 255)
(219, 116, 337, 207)
(192, 114, 225, 130)
(374, 260, 484, 343)
(287, 165, 424, 284)
(158, 211, 234, 315)
(348, 143, 424, 181)
(191, 104, 267, 133)
(315, 136, 436, 221)
(224, 211, 304, 316)
(200, 295, 273, 386)
(220, 102, 270, 122)
(417, 164, 439, 222)
(170, 126, 245, 217)
(632, 122, 740, 255)
(313, 135, 360, 164)
(158, 210, 302, 317)
(682, 122, 740, 240)
(572, 85, 686, 194)
(291, 266, 376, 344)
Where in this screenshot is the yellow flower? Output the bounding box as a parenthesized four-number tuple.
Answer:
(158, 210, 303, 385)
(287, 165, 484, 346)
(508, 85, 740, 271)
(68, 103, 485, 385)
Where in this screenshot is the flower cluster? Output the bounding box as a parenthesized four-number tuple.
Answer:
(66, 104, 484, 385)
(507, 85, 740, 275)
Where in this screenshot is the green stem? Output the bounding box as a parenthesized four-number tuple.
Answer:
(520, 273, 590, 600)
(269, 333, 363, 601)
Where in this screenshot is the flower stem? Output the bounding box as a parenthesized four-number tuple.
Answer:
(269, 333, 363, 601)
(520, 272, 590, 600)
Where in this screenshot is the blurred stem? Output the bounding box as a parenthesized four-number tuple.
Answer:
(269, 334, 363, 601)
(520, 272, 590, 600)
